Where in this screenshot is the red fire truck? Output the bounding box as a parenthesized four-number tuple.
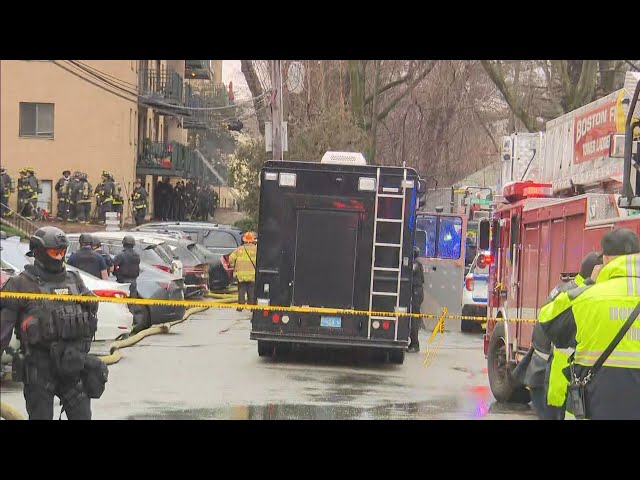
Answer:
(480, 73, 640, 403)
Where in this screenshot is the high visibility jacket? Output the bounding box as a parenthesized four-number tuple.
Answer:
(229, 243, 257, 283)
(545, 274, 586, 408)
(539, 255, 640, 420)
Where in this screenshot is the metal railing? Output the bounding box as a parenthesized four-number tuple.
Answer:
(1, 204, 38, 237)
(183, 83, 229, 128)
(139, 66, 185, 106)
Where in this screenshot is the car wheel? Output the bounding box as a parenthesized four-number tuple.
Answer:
(487, 322, 530, 404)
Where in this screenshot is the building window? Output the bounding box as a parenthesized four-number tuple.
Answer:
(19, 102, 54, 138)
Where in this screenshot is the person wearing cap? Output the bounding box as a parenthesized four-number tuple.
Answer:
(538, 228, 640, 420)
(91, 236, 114, 275)
(67, 233, 108, 280)
(514, 251, 603, 419)
(130, 178, 148, 226)
(229, 231, 258, 312)
(113, 235, 146, 333)
(54, 170, 72, 221)
(94, 171, 115, 224)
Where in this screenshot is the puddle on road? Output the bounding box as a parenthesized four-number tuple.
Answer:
(126, 392, 534, 420)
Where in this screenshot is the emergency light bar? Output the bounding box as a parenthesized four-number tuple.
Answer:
(503, 181, 553, 203)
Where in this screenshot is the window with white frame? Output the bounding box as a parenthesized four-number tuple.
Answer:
(19, 102, 54, 138)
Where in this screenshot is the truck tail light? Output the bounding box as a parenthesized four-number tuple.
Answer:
(465, 276, 475, 291)
(272, 313, 281, 323)
(93, 289, 128, 298)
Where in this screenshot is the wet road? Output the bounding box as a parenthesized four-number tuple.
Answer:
(1, 309, 537, 420)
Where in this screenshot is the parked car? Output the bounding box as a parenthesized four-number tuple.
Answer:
(0, 242, 133, 342)
(135, 233, 210, 297)
(67, 232, 182, 278)
(132, 222, 242, 289)
(65, 233, 187, 323)
(461, 249, 490, 333)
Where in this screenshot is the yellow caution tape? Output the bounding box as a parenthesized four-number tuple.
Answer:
(424, 307, 447, 368)
(0, 291, 538, 324)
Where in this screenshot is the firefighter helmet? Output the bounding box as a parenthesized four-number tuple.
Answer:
(242, 231, 257, 244)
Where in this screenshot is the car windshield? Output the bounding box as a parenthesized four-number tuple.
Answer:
(165, 244, 200, 266)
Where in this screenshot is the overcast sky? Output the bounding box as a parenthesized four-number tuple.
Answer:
(222, 60, 251, 100)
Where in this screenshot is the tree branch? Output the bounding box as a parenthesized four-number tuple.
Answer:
(481, 60, 542, 132)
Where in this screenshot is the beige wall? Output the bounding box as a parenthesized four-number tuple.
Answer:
(1, 60, 138, 214)
(212, 61, 223, 84)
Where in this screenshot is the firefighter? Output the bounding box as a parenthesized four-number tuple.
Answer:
(67, 233, 108, 280)
(95, 170, 114, 224)
(409, 246, 424, 353)
(539, 228, 640, 420)
(54, 170, 72, 221)
(0, 226, 108, 420)
(66, 172, 82, 222)
(111, 173, 123, 216)
(130, 178, 148, 226)
(229, 231, 257, 312)
(0, 166, 14, 218)
(514, 251, 602, 420)
(76, 173, 93, 224)
(25, 167, 40, 218)
(17, 167, 38, 219)
(113, 235, 145, 333)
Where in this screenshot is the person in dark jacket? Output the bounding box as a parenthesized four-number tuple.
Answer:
(0, 226, 108, 420)
(409, 246, 424, 353)
(113, 235, 145, 333)
(54, 170, 71, 221)
(91, 236, 114, 275)
(67, 233, 108, 280)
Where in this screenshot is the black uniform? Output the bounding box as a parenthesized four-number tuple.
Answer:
(409, 255, 425, 352)
(1, 169, 14, 217)
(67, 246, 107, 278)
(113, 244, 144, 333)
(0, 227, 108, 420)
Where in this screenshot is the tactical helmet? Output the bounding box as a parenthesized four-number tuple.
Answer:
(122, 235, 135, 247)
(91, 236, 102, 249)
(79, 233, 93, 246)
(29, 226, 69, 274)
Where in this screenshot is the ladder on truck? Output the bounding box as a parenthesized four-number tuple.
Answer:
(367, 168, 410, 341)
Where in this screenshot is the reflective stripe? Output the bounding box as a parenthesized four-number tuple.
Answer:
(628, 255, 634, 295)
(575, 351, 640, 368)
(533, 349, 550, 361)
(555, 347, 575, 356)
(635, 255, 640, 296)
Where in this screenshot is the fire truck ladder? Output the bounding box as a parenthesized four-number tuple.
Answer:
(367, 168, 409, 341)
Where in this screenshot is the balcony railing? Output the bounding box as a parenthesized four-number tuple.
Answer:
(136, 140, 212, 181)
(139, 66, 185, 107)
(185, 60, 213, 80)
(183, 83, 230, 129)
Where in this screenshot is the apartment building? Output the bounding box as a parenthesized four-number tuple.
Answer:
(0, 59, 227, 219)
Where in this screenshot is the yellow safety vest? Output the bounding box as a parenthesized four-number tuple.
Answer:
(229, 243, 257, 283)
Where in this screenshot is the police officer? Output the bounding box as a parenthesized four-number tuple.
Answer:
(113, 235, 145, 333)
(55, 170, 72, 221)
(229, 231, 257, 312)
(91, 236, 114, 275)
(539, 228, 640, 420)
(0, 226, 108, 420)
(409, 246, 424, 353)
(514, 251, 602, 419)
(130, 178, 148, 226)
(1, 166, 14, 218)
(67, 233, 108, 280)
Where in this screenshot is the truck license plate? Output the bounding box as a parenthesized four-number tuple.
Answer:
(320, 316, 342, 328)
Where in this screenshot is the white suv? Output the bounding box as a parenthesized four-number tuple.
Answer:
(461, 250, 490, 333)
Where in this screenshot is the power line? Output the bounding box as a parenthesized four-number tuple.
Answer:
(69, 60, 139, 89)
(62, 60, 139, 97)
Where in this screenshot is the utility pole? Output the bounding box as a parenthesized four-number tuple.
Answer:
(270, 60, 283, 160)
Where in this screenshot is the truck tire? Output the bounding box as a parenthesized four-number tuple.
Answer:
(257, 341, 275, 358)
(389, 349, 405, 365)
(487, 322, 530, 404)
